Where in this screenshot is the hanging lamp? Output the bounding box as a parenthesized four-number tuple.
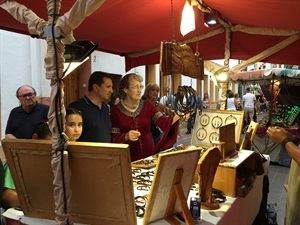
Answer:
(180, 0, 195, 36)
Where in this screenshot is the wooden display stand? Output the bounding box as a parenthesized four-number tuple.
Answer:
(197, 147, 221, 210)
(212, 150, 256, 197)
(240, 121, 259, 150)
(142, 149, 200, 225)
(165, 169, 194, 225)
(2, 139, 137, 225)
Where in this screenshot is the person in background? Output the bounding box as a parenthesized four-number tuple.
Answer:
(2, 121, 52, 210)
(108, 91, 120, 107)
(5, 85, 49, 139)
(142, 83, 172, 145)
(255, 95, 260, 115)
(225, 89, 232, 110)
(111, 73, 182, 161)
(202, 92, 210, 109)
(186, 117, 193, 134)
(259, 94, 267, 113)
(227, 91, 238, 110)
(159, 87, 170, 106)
(64, 107, 83, 142)
(3, 84, 49, 209)
(186, 94, 202, 134)
(234, 93, 242, 110)
(266, 126, 300, 225)
(242, 87, 256, 125)
(68, 71, 113, 142)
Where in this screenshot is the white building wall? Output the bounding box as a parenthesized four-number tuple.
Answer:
(91, 51, 125, 74)
(91, 51, 147, 86)
(0, 30, 51, 139)
(181, 75, 197, 90)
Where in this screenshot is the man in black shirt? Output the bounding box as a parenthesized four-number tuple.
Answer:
(5, 85, 49, 139)
(68, 71, 113, 142)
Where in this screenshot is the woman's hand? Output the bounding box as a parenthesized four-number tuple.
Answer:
(126, 130, 141, 141)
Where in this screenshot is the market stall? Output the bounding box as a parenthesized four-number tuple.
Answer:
(231, 68, 300, 166)
(1, 138, 270, 225)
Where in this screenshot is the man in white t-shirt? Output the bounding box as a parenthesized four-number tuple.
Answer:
(160, 87, 171, 106)
(242, 87, 256, 124)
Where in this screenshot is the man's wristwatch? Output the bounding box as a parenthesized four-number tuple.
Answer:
(292, 136, 300, 146)
(281, 137, 293, 148)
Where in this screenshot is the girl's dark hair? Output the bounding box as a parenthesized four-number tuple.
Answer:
(66, 107, 82, 118)
(32, 121, 51, 140)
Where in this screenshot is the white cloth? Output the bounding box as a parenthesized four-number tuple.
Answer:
(2, 208, 87, 225)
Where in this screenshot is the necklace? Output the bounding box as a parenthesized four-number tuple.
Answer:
(122, 100, 139, 110)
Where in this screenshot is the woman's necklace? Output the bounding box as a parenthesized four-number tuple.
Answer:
(122, 100, 139, 110)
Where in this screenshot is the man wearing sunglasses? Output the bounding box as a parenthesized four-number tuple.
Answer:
(5, 85, 49, 139)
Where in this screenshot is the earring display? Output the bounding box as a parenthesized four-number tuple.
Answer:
(211, 115, 223, 129)
(225, 115, 238, 126)
(209, 132, 220, 144)
(196, 128, 207, 141)
(199, 114, 210, 127)
(191, 109, 244, 147)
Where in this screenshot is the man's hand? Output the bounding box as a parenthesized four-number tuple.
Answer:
(266, 126, 292, 143)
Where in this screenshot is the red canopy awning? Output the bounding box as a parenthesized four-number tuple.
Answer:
(1, 0, 300, 71)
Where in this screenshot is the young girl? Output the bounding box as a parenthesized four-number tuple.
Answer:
(65, 107, 83, 141)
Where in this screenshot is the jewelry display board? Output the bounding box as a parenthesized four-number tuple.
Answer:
(191, 109, 244, 147)
(142, 148, 200, 225)
(2, 139, 136, 225)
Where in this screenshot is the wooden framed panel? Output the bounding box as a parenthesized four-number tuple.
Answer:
(142, 149, 200, 225)
(1, 139, 136, 225)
